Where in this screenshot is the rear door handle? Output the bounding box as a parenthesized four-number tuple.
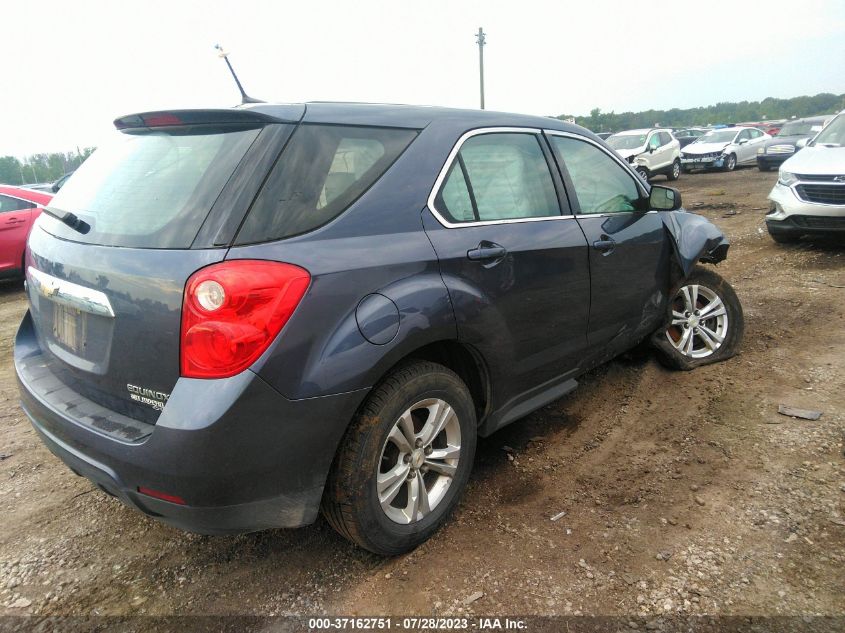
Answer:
(467, 242, 507, 261)
(592, 238, 616, 253)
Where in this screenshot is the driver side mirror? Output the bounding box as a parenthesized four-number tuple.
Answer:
(737, 139, 748, 145)
(649, 185, 682, 211)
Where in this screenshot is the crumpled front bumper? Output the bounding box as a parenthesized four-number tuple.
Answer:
(681, 155, 725, 170)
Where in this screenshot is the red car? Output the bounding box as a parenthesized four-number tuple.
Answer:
(0, 186, 52, 280)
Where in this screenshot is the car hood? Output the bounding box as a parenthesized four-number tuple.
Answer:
(780, 145, 845, 174)
(683, 142, 729, 155)
(613, 147, 644, 159)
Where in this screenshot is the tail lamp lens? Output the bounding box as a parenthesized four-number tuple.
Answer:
(180, 260, 310, 379)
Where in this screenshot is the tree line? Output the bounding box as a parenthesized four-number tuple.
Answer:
(0, 149, 95, 187)
(558, 92, 845, 133)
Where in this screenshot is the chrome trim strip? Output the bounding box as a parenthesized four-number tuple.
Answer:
(426, 126, 577, 228)
(27, 267, 115, 318)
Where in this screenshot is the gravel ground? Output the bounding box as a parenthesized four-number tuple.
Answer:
(0, 168, 843, 624)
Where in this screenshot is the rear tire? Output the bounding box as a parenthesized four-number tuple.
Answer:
(758, 163, 771, 172)
(322, 361, 477, 555)
(667, 159, 681, 181)
(652, 266, 744, 371)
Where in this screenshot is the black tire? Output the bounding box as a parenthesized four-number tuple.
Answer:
(636, 166, 650, 182)
(723, 153, 737, 172)
(322, 360, 477, 555)
(652, 266, 744, 371)
(667, 159, 681, 181)
(758, 163, 771, 172)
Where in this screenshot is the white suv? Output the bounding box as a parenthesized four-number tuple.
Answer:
(606, 129, 682, 182)
(766, 109, 845, 243)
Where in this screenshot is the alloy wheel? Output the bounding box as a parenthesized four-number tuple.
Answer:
(377, 398, 461, 524)
(672, 161, 680, 179)
(666, 283, 729, 359)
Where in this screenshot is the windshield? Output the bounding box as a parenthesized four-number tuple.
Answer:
(694, 130, 737, 144)
(777, 121, 821, 137)
(42, 125, 261, 248)
(607, 134, 647, 150)
(813, 114, 845, 147)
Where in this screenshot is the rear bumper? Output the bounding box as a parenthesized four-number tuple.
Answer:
(15, 312, 369, 534)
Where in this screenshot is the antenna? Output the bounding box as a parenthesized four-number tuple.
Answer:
(214, 44, 264, 104)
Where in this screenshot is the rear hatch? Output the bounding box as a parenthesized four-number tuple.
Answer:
(23, 108, 300, 425)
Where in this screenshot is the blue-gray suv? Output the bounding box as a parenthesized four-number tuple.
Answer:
(15, 103, 744, 554)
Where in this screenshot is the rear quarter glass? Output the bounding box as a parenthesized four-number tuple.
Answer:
(234, 124, 418, 245)
(39, 125, 262, 249)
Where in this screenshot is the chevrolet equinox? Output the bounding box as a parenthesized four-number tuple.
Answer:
(15, 103, 743, 554)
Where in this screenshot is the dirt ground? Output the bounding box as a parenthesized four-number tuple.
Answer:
(0, 168, 843, 622)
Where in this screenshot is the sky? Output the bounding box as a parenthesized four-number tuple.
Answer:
(2, 0, 845, 158)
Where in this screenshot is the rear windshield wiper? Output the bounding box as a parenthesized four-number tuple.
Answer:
(42, 207, 91, 234)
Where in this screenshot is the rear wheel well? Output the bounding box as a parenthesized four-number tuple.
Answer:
(399, 341, 490, 423)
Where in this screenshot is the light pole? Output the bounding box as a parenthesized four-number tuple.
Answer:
(476, 28, 486, 110)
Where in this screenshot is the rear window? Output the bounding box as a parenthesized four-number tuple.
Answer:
(234, 124, 417, 244)
(42, 125, 261, 248)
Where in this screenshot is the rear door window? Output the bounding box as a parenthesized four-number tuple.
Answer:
(235, 125, 417, 244)
(41, 126, 263, 248)
(0, 195, 36, 213)
(434, 132, 560, 223)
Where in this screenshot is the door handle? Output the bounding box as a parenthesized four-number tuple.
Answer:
(592, 237, 616, 253)
(467, 242, 507, 261)
(4, 217, 24, 225)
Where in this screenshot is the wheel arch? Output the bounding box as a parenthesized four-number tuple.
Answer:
(363, 339, 491, 426)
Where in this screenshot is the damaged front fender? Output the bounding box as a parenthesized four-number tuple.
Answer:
(661, 210, 730, 278)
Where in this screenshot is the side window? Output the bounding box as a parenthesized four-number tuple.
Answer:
(549, 136, 641, 215)
(0, 195, 35, 213)
(436, 161, 475, 222)
(659, 132, 672, 146)
(236, 125, 418, 244)
(648, 134, 660, 149)
(750, 129, 763, 138)
(737, 129, 751, 142)
(435, 133, 560, 223)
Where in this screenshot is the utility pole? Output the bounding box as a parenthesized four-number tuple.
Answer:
(476, 27, 486, 110)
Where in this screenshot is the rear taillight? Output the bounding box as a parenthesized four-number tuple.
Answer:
(180, 260, 310, 379)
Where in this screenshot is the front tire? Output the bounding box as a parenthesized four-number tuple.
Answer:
(667, 159, 681, 181)
(636, 166, 650, 182)
(758, 163, 771, 172)
(322, 361, 477, 555)
(723, 153, 737, 171)
(653, 266, 744, 370)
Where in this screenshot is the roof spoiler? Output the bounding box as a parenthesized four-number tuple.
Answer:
(113, 109, 282, 130)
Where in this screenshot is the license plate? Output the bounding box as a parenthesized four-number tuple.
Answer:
(53, 303, 86, 352)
